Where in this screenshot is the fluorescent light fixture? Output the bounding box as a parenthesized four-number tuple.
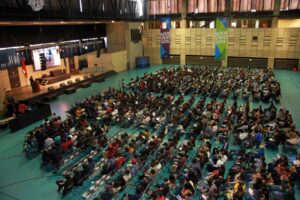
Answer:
(101, 37, 107, 48)
(79, 0, 83, 12)
(59, 40, 80, 44)
(29, 42, 56, 47)
(251, 9, 256, 12)
(82, 38, 98, 41)
(0, 46, 25, 50)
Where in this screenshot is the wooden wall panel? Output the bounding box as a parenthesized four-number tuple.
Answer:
(186, 55, 222, 67)
(143, 28, 300, 67)
(274, 58, 299, 70)
(228, 57, 268, 68)
(162, 55, 180, 64)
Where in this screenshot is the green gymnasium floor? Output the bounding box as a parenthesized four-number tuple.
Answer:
(0, 65, 299, 200)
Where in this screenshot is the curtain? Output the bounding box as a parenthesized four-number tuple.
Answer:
(232, 0, 275, 12)
(288, 0, 300, 9)
(264, 0, 274, 11)
(148, 0, 181, 15)
(188, 0, 225, 13)
(188, 0, 195, 13)
(0, 49, 20, 70)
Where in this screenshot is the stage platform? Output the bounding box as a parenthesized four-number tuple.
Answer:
(6, 70, 117, 103)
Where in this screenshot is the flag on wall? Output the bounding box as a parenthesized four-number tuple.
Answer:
(215, 18, 228, 61)
(160, 17, 171, 58)
(21, 55, 28, 78)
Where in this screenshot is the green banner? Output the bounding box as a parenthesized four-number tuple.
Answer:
(215, 18, 228, 61)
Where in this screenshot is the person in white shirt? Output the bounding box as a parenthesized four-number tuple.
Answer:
(122, 169, 132, 184)
(44, 137, 54, 149)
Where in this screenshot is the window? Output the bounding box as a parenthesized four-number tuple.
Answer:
(171, 21, 181, 28)
(229, 19, 272, 28)
(241, 20, 248, 28)
(231, 0, 274, 12)
(255, 19, 259, 28)
(209, 21, 215, 28)
(231, 20, 237, 27)
(187, 20, 214, 28)
(188, 0, 225, 13)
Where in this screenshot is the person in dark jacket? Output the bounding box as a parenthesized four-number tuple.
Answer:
(73, 169, 83, 186)
(56, 174, 74, 196)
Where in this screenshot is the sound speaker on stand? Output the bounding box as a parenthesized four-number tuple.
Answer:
(96, 44, 101, 58)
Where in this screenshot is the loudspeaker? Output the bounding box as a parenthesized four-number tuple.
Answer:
(39, 53, 46, 71)
(96, 44, 101, 58)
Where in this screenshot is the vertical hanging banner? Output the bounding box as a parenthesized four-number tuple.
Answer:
(160, 17, 171, 58)
(215, 18, 228, 61)
(21, 55, 28, 78)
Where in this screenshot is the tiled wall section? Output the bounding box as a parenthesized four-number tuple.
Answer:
(142, 28, 300, 67)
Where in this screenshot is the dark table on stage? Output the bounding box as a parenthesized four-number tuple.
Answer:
(8, 103, 51, 133)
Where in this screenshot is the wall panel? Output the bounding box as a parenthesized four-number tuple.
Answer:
(228, 57, 268, 68)
(162, 55, 180, 64)
(274, 58, 299, 70)
(143, 28, 300, 68)
(186, 55, 222, 67)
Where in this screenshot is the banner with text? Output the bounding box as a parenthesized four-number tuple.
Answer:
(160, 17, 171, 58)
(215, 18, 228, 61)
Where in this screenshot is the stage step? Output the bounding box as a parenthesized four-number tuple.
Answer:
(65, 87, 77, 94)
(80, 82, 91, 88)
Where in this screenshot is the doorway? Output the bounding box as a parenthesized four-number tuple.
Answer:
(7, 67, 21, 89)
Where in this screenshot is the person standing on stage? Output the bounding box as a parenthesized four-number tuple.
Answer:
(30, 76, 34, 85)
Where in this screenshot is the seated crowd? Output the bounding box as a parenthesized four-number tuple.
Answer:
(23, 66, 299, 200)
(127, 66, 281, 102)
